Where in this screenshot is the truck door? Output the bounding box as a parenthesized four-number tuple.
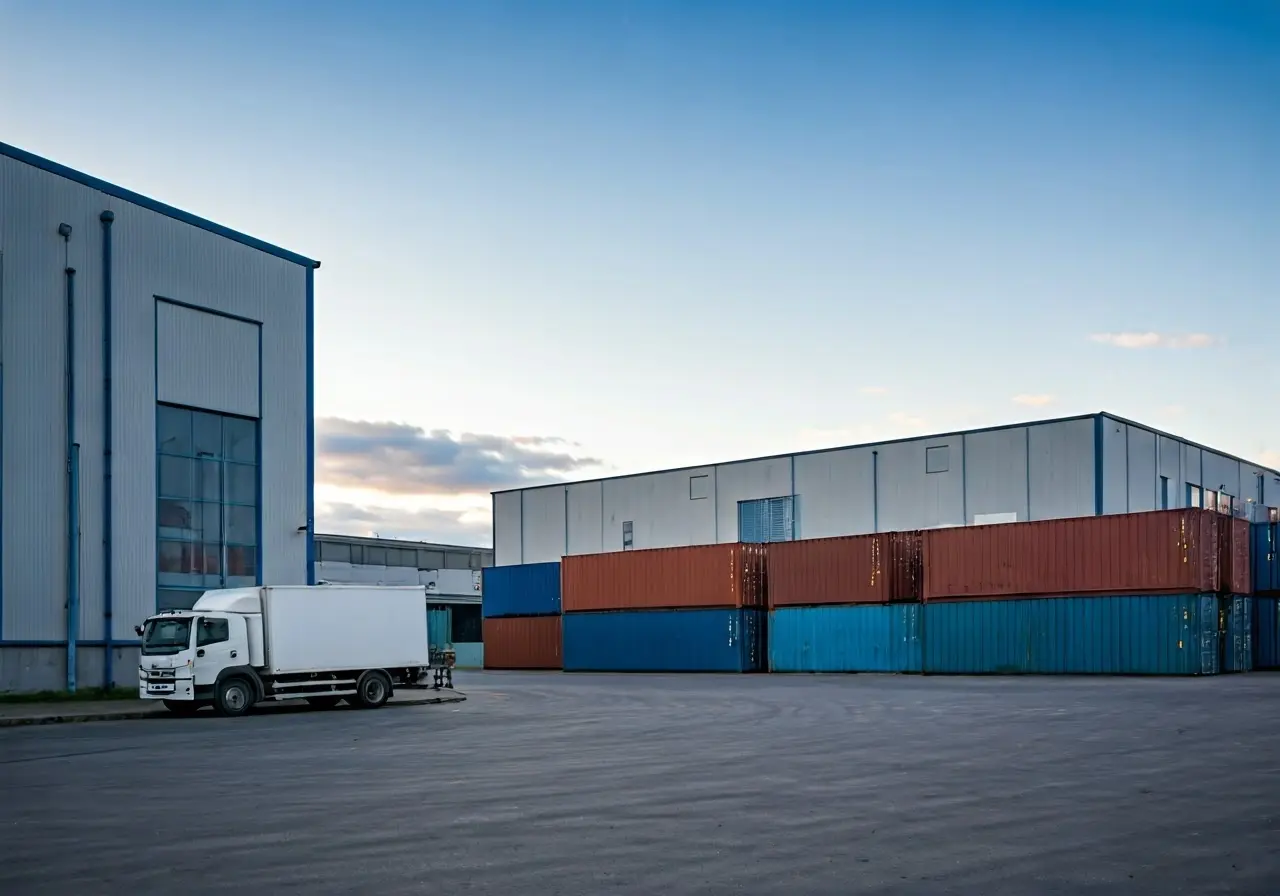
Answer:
(192, 616, 243, 688)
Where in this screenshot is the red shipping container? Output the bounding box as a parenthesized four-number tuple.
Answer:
(483, 616, 562, 670)
(561, 543, 767, 613)
(922, 509, 1221, 601)
(1221, 516, 1252, 594)
(769, 531, 923, 607)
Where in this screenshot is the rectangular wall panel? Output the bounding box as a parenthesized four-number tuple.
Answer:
(520, 485, 567, 564)
(566, 480, 603, 555)
(155, 299, 259, 418)
(1027, 419, 1095, 520)
(493, 491, 523, 566)
(792, 447, 875, 539)
(964, 427, 1028, 524)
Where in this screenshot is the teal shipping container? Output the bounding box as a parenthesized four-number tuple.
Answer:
(769, 605, 922, 672)
(1254, 598, 1280, 669)
(1220, 595, 1251, 673)
(922, 594, 1222, 676)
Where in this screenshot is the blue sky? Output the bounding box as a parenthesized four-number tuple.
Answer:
(3, 0, 1277, 544)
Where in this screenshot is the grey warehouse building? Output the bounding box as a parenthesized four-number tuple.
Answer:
(493, 412, 1280, 565)
(1, 142, 317, 693)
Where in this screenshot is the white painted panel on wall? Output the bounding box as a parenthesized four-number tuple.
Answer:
(974, 512, 1018, 524)
(963, 427, 1028, 524)
(602, 468, 716, 551)
(793, 447, 875, 539)
(1126, 426, 1157, 512)
(1027, 419, 1095, 520)
(715, 457, 794, 542)
(875, 437, 965, 531)
(1100, 417, 1128, 514)
(1157, 436, 1182, 506)
(520, 485, 567, 564)
(493, 491, 523, 566)
(567, 480, 604, 555)
(156, 300, 259, 417)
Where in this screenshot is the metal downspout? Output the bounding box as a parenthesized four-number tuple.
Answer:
(100, 210, 115, 689)
(60, 224, 80, 692)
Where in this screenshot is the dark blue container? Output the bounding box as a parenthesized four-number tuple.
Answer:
(1251, 523, 1280, 593)
(1220, 595, 1252, 673)
(562, 609, 766, 672)
(482, 562, 561, 618)
(922, 594, 1221, 676)
(769, 605, 922, 673)
(1254, 598, 1280, 669)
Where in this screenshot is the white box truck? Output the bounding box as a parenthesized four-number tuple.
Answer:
(135, 585, 433, 717)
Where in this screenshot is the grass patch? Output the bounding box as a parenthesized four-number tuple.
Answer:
(0, 687, 138, 704)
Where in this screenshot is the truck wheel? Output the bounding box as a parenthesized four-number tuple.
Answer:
(306, 696, 342, 710)
(353, 670, 392, 709)
(214, 678, 253, 717)
(163, 700, 202, 716)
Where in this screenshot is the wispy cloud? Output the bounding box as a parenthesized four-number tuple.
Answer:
(859, 386, 889, 396)
(1012, 394, 1056, 407)
(1089, 332, 1221, 349)
(316, 501, 492, 546)
(316, 417, 602, 496)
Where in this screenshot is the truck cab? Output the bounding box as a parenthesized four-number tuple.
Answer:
(137, 607, 257, 714)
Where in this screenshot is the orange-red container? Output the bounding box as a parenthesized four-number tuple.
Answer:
(561, 543, 767, 613)
(1221, 516, 1252, 594)
(769, 531, 923, 607)
(483, 616, 563, 670)
(922, 509, 1221, 601)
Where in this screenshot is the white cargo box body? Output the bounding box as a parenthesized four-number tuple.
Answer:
(261, 585, 430, 676)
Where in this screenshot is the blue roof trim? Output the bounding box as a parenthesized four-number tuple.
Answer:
(305, 265, 316, 585)
(0, 141, 317, 269)
(495, 410, 1280, 495)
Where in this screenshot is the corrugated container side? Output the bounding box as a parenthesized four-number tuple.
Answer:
(482, 616, 563, 669)
(482, 562, 562, 618)
(562, 609, 766, 672)
(922, 594, 1220, 675)
(769, 605, 922, 672)
(922, 510, 1220, 600)
(1253, 598, 1280, 669)
(561, 543, 767, 613)
(1251, 523, 1279, 594)
(1220, 595, 1252, 673)
(1220, 517, 1252, 595)
(769, 532, 922, 608)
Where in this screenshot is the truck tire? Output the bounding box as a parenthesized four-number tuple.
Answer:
(163, 700, 203, 716)
(214, 677, 254, 717)
(306, 696, 342, 710)
(352, 670, 392, 709)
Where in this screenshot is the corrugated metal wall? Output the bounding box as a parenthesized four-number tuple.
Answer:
(155, 300, 259, 417)
(0, 151, 309, 660)
(770, 604, 922, 673)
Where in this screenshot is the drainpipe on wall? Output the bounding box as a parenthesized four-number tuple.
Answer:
(872, 450, 879, 533)
(60, 222, 80, 692)
(100, 210, 115, 689)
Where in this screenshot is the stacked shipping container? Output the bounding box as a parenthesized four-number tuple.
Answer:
(560, 543, 768, 672)
(1250, 522, 1280, 669)
(482, 562, 563, 670)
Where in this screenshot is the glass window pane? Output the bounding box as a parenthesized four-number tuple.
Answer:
(198, 459, 221, 501)
(226, 505, 257, 546)
(227, 545, 256, 579)
(159, 456, 194, 499)
(158, 541, 203, 586)
(157, 405, 192, 456)
(226, 463, 257, 505)
(202, 543, 222, 577)
(158, 589, 201, 611)
(197, 618, 230, 646)
(223, 416, 257, 464)
(199, 502, 222, 543)
(193, 411, 222, 458)
(158, 499, 197, 539)
(348, 545, 364, 565)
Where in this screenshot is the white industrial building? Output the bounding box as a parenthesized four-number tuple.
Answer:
(493, 413, 1280, 566)
(1, 142, 317, 692)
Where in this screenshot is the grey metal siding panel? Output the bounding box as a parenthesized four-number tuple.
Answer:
(792, 447, 875, 539)
(493, 491, 523, 566)
(1157, 436, 1183, 507)
(875, 437, 965, 531)
(601, 467, 716, 551)
(963, 426, 1029, 523)
(521, 485, 567, 563)
(566, 480, 604, 556)
(1202, 450, 1242, 501)
(1099, 416, 1129, 514)
(714, 458, 794, 542)
(155, 300, 260, 417)
(1027, 419, 1094, 521)
(1126, 426, 1158, 512)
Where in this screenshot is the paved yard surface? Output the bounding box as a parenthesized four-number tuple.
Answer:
(2, 672, 1278, 895)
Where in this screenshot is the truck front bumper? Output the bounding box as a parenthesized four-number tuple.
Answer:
(139, 668, 196, 701)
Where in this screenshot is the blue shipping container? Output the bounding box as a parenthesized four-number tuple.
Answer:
(1251, 523, 1280, 593)
(482, 562, 561, 618)
(770, 605, 922, 673)
(923, 594, 1221, 676)
(562, 609, 766, 672)
(1221, 595, 1252, 673)
(1254, 598, 1280, 669)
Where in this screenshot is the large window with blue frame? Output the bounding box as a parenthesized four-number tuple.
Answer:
(157, 404, 260, 611)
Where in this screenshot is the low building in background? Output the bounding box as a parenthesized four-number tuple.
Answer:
(314, 533, 493, 668)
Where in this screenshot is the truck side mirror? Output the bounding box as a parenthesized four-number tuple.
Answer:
(134, 625, 144, 637)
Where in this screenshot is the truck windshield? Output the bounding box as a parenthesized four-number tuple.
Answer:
(141, 618, 192, 655)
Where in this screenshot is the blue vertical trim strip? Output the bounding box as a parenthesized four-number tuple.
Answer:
(256, 323, 264, 586)
(789, 456, 797, 540)
(0, 359, 4, 639)
(960, 433, 968, 524)
(153, 299, 160, 613)
(100, 210, 115, 688)
(1124, 425, 1131, 512)
(304, 264, 316, 585)
(66, 266, 79, 692)
(1024, 427, 1031, 521)
(1093, 414, 1104, 515)
(872, 450, 880, 533)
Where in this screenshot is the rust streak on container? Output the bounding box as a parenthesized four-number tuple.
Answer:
(922, 509, 1222, 601)
(769, 532, 923, 607)
(483, 616, 563, 670)
(561, 543, 768, 613)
